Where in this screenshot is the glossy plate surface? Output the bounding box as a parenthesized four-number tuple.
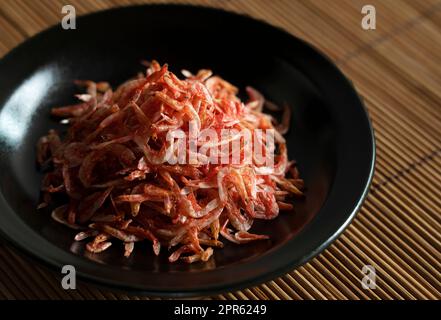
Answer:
(0, 5, 375, 297)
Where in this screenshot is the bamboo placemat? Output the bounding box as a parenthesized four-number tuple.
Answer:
(0, 0, 439, 300)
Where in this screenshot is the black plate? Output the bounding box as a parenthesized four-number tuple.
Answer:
(0, 5, 375, 297)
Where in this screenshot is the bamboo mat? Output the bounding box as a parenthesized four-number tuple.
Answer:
(0, 0, 440, 300)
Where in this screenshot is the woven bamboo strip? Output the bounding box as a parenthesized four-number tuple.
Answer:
(3, 249, 67, 300)
(0, 14, 26, 53)
(361, 200, 441, 278)
(328, 241, 403, 299)
(226, 0, 358, 61)
(298, 266, 339, 299)
(355, 208, 441, 293)
(342, 62, 441, 139)
(290, 271, 330, 299)
(303, 264, 348, 299)
(311, 257, 373, 299)
(230, 290, 250, 300)
(0, 248, 36, 299)
(366, 196, 440, 267)
(384, 177, 441, 226)
(0, 278, 13, 300)
(367, 104, 441, 170)
(4, 249, 67, 300)
(345, 227, 437, 299)
(320, 248, 392, 299)
(340, 232, 428, 299)
(377, 158, 441, 221)
(0, 248, 41, 299)
(375, 139, 441, 199)
(351, 219, 440, 296)
(379, 186, 441, 242)
(337, 234, 422, 299)
(271, 278, 303, 299)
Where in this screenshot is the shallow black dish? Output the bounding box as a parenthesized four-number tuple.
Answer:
(0, 5, 374, 297)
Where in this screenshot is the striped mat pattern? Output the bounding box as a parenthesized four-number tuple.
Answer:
(0, 0, 440, 300)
